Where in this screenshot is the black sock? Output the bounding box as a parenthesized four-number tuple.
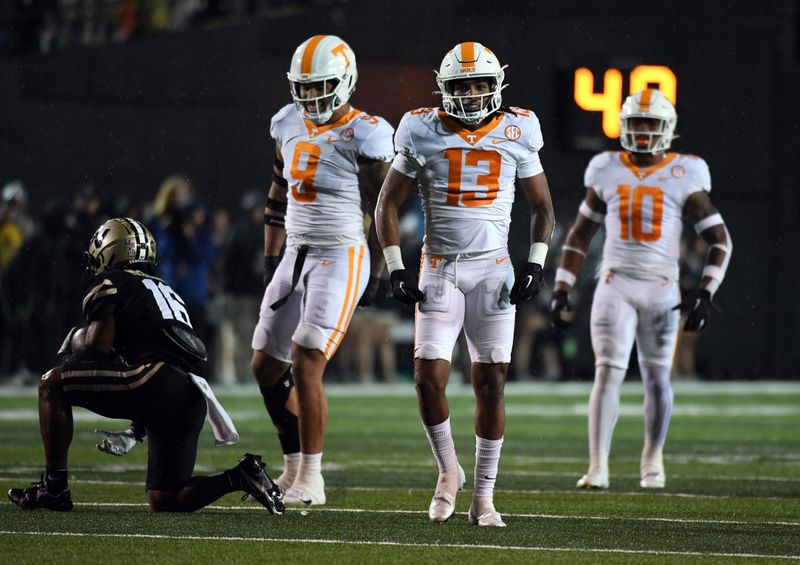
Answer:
(45, 468, 68, 494)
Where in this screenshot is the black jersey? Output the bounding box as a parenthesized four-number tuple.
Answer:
(82, 268, 206, 374)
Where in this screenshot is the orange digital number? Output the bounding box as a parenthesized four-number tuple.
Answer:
(616, 184, 663, 242)
(509, 106, 531, 118)
(290, 141, 320, 203)
(574, 65, 677, 139)
(410, 108, 435, 115)
(444, 149, 501, 207)
(359, 113, 379, 125)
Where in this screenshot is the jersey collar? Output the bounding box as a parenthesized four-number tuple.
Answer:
(620, 152, 677, 181)
(438, 110, 504, 146)
(303, 108, 361, 138)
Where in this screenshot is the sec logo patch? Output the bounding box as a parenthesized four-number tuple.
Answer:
(671, 165, 685, 178)
(504, 125, 522, 141)
(340, 128, 354, 142)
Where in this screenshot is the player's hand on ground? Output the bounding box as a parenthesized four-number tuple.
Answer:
(94, 429, 140, 456)
(389, 269, 425, 305)
(550, 289, 574, 330)
(263, 256, 280, 288)
(672, 288, 714, 332)
(358, 276, 382, 307)
(509, 263, 544, 304)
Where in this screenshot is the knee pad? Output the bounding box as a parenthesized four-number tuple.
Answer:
(292, 323, 329, 357)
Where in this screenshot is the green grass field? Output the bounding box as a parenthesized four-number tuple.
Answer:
(1, 381, 798, 564)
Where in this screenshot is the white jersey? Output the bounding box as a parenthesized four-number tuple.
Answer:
(270, 104, 395, 248)
(585, 151, 711, 280)
(392, 107, 544, 255)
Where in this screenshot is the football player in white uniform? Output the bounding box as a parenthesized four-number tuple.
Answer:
(376, 42, 555, 526)
(550, 89, 732, 489)
(252, 35, 394, 505)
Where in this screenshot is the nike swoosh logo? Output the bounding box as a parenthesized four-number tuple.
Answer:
(495, 257, 508, 264)
(525, 275, 533, 287)
(300, 496, 313, 506)
(321, 260, 336, 267)
(484, 476, 496, 480)
(491, 139, 508, 145)
(325, 137, 339, 143)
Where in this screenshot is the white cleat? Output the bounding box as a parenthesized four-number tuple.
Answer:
(576, 469, 609, 489)
(283, 476, 326, 506)
(468, 496, 506, 527)
(640, 469, 666, 489)
(428, 464, 466, 523)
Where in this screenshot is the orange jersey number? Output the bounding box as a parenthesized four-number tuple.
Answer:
(290, 141, 321, 203)
(616, 184, 663, 242)
(444, 148, 501, 207)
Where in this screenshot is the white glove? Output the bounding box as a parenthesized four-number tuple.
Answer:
(94, 428, 140, 456)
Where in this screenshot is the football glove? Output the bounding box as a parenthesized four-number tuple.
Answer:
(358, 276, 382, 308)
(672, 288, 714, 332)
(94, 428, 141, 457)
(509, 263, 544, 305)
(388, 269, 425, 305)
(550, 290, 575, 330)
(263, 256, 281, 288)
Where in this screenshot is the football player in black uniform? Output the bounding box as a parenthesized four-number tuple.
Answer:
(7, 218, 284, 514)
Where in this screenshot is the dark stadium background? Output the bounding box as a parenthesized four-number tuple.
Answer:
(0, 0, 797, 379)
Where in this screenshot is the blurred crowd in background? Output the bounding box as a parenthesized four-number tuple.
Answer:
(1, 0, 341, 57)
(0, 176, 711, 386)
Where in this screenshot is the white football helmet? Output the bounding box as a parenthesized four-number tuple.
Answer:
(619, 89, 677, 154)
(436, 42, 507, 125)
(287, 35, 357, 125)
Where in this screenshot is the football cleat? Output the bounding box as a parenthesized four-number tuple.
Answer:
(428, 464, 466, 523)
(468, 496, 506, 527)
(640, 467, 666, 489)
(233, 454, 285, 514)
(283, 476, 326, 506)
(8, 477, 73, 511)
(576, 468, 609, 489)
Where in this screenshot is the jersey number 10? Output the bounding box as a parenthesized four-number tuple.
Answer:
(616, 185, 663, 242)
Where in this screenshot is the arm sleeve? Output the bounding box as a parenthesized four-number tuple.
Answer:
(359, 118, 396, 162)
(390, 113, 424, 178)
(516, 115, 545, 179)
(82, 275, 119, 322)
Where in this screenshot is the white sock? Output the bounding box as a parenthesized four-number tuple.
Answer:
(473, 435, 503, 498)
(423, 417, 458, 472)
(296, 452, 323, 484)
(640, 362, 673, 450)
(587, 365, 626, 472)
(282, 453, 301, 475)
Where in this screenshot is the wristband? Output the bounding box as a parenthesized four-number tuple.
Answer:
(383, 245, 404, 273)
(528, 242, 548, 265)
(555, 267, 576, 288)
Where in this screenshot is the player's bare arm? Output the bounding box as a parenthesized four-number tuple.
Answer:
(357, 158, 391, 306)
(375, 168, 424, 304)
(263, 142, 288, 287)
(555, 188, 606, 292)
(509, 172, 555, 304)
(550, 187, 606, 329)
(675, 191, 732, 331)
(684, 191, 731, 292)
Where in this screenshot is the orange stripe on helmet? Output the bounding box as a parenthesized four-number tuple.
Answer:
(639, 88, 654, 111)
(301, 35, 326, 76)
(460, 42, 476, 69)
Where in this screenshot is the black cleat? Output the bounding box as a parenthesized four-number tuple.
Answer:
(8, 476, 73, 511)
(233, 454, 284, 515)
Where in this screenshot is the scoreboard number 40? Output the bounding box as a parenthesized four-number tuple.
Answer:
(573, 65, 677, 139)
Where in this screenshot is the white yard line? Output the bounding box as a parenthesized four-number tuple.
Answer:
(0, 530, 797, 560)
(63, 501, 800, 527)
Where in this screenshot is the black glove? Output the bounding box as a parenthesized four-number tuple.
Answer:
(509, 263, 544, 305)
(673, 288, 713, 332)
(358, 276, 382, 307)
(388, 269, 425, 305)
(263, 256, 281, 288)
(550, 289, 574, 330)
